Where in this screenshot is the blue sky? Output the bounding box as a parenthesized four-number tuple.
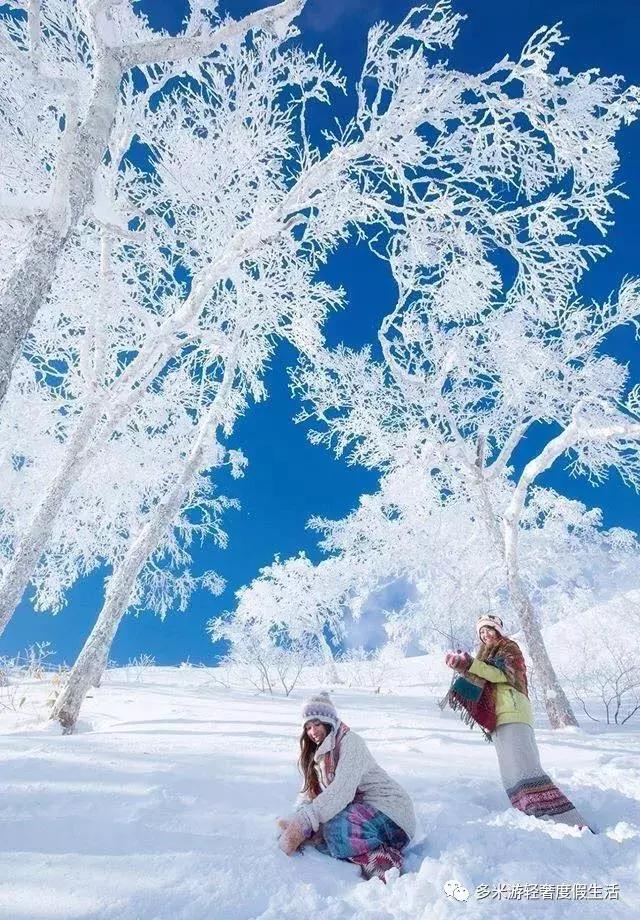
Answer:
(3, 0, 640, 666)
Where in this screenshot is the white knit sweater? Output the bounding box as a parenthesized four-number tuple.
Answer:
(300, 729, 415, 840)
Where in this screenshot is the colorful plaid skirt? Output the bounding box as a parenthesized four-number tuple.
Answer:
(494, 723, 588, 827)
(314, 802, 409, 881)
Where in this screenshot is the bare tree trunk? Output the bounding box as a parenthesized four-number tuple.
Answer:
(463, 465, 578, 727)
(50, 587, 121, 732)
(50, 442, 210, 731)
(51, 355, 238, 732)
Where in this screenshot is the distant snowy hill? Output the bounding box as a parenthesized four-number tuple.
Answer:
(544, 589, 640, 654)
(0, 660, 638, 919)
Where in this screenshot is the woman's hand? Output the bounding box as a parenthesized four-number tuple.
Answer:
(445, 650, 472, 673)
(277, 811, 313, 856)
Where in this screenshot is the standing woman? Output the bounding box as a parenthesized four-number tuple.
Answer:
(277, 692, 416, 881)
(441, 614, 592, 831)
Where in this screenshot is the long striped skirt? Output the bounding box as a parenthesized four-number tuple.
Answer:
(493, 723, 589, 828)
(314, 802, 409, 882)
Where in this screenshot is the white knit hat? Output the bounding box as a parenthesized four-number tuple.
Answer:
(476, 613, 506, 639)
(301, 691, 339, 730)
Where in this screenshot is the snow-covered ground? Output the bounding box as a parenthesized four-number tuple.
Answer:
(1, 659, 638, 919)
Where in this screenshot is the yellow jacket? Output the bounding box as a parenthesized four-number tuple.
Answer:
(467, 658, 533, 728)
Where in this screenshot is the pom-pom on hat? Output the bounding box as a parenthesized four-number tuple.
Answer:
(301, 691, 339, 730)
(476, 613, 506, 639)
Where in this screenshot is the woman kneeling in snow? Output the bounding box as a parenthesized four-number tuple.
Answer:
(277, 692, 415, 881)
(441, 614, 593, 832)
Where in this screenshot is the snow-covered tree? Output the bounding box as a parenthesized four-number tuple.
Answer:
(42, 4, 487, 730)
(291, 16, 640, 727)
(4, 2, 639, 733)
(0, 1, 477, 644)
(0, 359, 235, 619)
(551, 595, 640, 725)
(294, 462, 639, 662)
(0, 0, 305, 407)
(307, 462, 501, 652)
(516, 490, 640, 624)
(226, 553, 349, 683)
(48, 238, 337, 728)
(209, 612, 318, 695)
(0, 227, 239, 622)
(0, 1, 313, 634)
(294, 290, 640, 727)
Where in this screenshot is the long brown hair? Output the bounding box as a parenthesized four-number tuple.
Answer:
(298, 723, 332, 798)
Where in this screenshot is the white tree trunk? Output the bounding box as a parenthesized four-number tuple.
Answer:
(503, 517, 579, 728)
(51, 355, 238, 732)
(0, 221, 65, 407)
(0, 53, 122, 409)
(316, 631, 341, 684)
(471, 464, 579, 727)
(502, 421, 586, 728)
(0, 403, 104, 635)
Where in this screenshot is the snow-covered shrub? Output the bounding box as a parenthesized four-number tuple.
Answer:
(229, 554, 345, 685)
(123, 653, 156, 683)
(553, 596, 640, 724)
(0, 643, 56, 715)
(561, 642, 640, 725)
(209, 612, 319, 695)
(0, 674, 27, 713)
(0, 641, 54, 682)
(339, 646, 399, 694)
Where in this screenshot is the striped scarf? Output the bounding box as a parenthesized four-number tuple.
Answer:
(440, 638, 528, 742)
(307, 722, 351, 799)
(322, 721, 351, 784)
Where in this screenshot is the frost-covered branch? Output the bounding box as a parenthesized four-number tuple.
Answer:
(287, 7, 640, 728)
(507, 416, 640, 527)
(123, 0, 305, 67)
(0, 0, 307, 410)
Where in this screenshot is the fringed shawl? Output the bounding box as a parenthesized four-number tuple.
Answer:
(439, 638, 528, 742)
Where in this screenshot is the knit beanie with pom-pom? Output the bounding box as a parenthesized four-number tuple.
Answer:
(301, 691, 339, 730)
(476, 613, 506, 640)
